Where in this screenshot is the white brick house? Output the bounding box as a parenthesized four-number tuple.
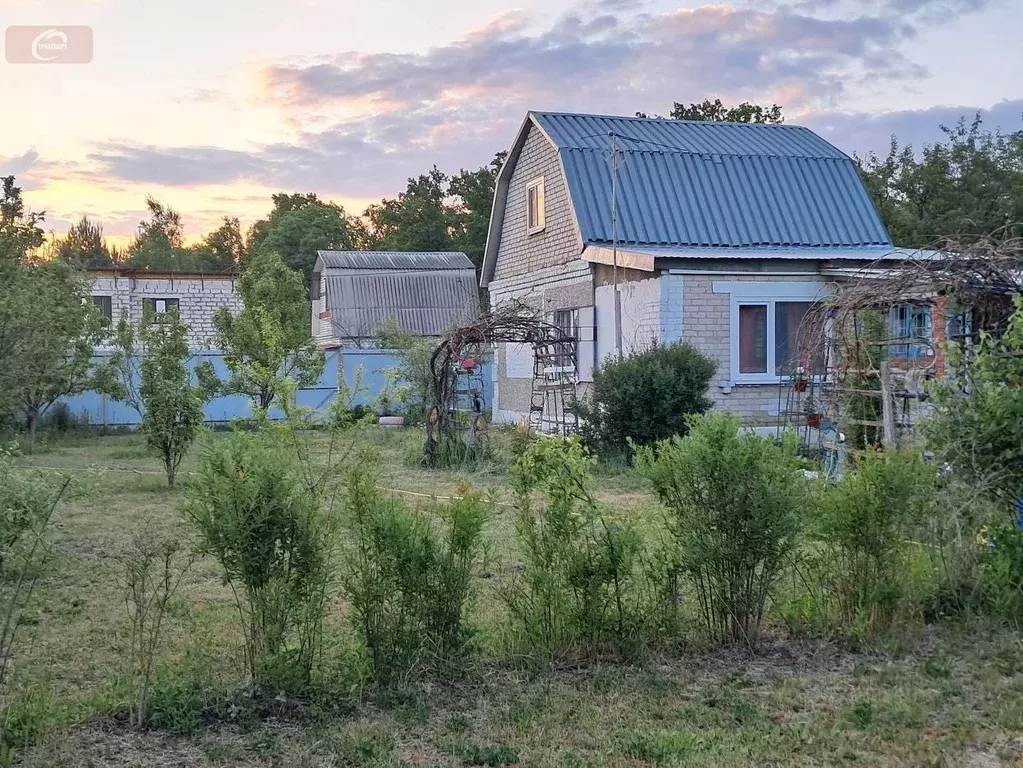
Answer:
(482, 111, 920, 425)
(88, 269, 243, 350)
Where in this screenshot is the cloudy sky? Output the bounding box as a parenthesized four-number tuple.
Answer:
(1, 0, 1021, 244)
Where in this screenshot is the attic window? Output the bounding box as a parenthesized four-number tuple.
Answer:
(527, 178, 545, 234)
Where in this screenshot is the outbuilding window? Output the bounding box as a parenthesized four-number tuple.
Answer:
(142, 297, 180, 316)
(92, 295, 112, 322)
(526, 178, 545, 234)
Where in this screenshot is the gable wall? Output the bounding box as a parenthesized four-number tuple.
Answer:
(493, 122, 580, 281)
(90, 274, 242, 350)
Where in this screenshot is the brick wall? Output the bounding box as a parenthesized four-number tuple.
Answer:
(681, 273, 824, 423)
(493, 123, 581, 281)
(489, 260, 594, 423)
(90, 274, 243, 350)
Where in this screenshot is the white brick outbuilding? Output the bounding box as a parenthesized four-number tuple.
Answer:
(89, 270, 243, 350)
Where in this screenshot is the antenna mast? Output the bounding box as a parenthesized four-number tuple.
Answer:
(609, 130, 623, 358)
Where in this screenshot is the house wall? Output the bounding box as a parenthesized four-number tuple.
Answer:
(594, 276, 661, 363)
(493, 123, 581, 281)
(90, 274, 242, 350)
(680, 273, 827, 423)
(489, 260, 594, 424)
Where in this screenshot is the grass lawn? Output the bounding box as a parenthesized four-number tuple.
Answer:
(2, 427, 1022, 767)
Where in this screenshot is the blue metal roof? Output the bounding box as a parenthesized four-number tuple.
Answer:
(531, 111, 892, 250)
(532, 112, 851, 158)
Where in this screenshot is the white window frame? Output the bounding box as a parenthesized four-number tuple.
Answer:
(714, 281, 830, 385)
(526, 177, 545, 234)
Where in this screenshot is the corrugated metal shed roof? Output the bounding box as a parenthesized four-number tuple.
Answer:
(316, 251, 473, 271)
(325, 269, 480, 340)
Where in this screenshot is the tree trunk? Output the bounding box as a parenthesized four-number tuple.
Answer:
(26, 407, 38, 454)
(164, 455, 175, 488)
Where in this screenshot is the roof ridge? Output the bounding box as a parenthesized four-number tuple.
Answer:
(559, 145, 850, 161)
(529, 109, 800, 129)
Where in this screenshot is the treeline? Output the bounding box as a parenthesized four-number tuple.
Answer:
(11, 105, 1023, 287)
(27, 152, 505, 282)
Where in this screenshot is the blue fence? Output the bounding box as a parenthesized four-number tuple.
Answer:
(62, 348, 493, 426)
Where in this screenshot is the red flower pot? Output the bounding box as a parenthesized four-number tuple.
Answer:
(807, 413, 822, 429)
(794, 379, 808, 392)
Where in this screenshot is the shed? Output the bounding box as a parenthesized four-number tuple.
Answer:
(312, 251, 480, 347)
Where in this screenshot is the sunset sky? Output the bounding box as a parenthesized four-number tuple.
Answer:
(1, 0, 1021, 246)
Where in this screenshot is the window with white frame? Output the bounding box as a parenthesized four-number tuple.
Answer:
(737, 300, 813, 376)
(718, 282, 828, 384)
(526, 177, 545, 234)
(142, 297, 180, 316)
(888, 303, 932, 358)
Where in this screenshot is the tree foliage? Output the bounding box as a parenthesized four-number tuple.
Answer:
(137, 308, 206, 487)
(578, 342, 716, 458)
(637, 100, 784, 123)
(247, 193, 354, 285)
(926, 294, 1023, 505)
(858, 115, 1023, 247)
(0, 176, 45, 266)
(636, 413, 805, 646)
(54, 215, 113, 268)
(357, 155, 504, 270)
(0, 261, 107, 450)
(198, 250, 324, 412)
(670, 99, 784, 123)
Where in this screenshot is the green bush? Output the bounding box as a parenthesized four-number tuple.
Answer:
(811, 448, 936, 634)
(978, 522, 1023, 624)
(636, 413, 805, 646)
(0, 447, 53, 569)
(578, 342, 715, 458)
(184, 430, 336, 692)
(341, 458, 487, 684)
(503, 437, 648, 659)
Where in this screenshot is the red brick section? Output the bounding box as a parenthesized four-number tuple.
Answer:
(932, 296, 947, 378)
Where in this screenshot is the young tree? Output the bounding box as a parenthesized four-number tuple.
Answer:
(137, 308, 205, 487)
(198, 250, 324, 413)
(1, 261, 107, 451)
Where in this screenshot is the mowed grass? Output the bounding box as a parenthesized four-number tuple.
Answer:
(3, 428, 1023, 767)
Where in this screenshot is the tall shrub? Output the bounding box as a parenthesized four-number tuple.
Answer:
(926, 293, 1023, 505)
(578, 342, 715, 458)
(341, 459, 487, 684)
(137, 309, 206, 487)
(184, 430, 335, 691)
(636, 413, 805, 646)
(504, 438, 645, 659)
(811, 448, 936, 633)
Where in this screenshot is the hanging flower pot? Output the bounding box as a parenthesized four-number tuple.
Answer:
(807, 412, 822, 429)
(794, 378, 808, 393)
